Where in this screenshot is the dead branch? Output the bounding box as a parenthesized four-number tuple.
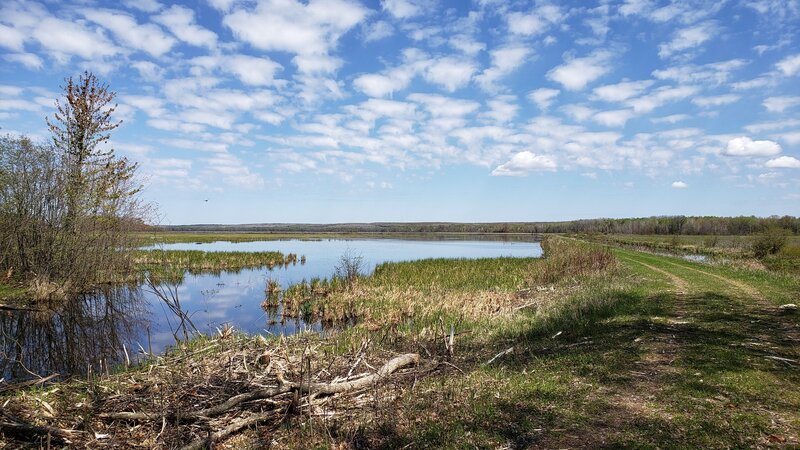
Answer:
(0, 418, 80, 444)
(101, 353, 420, 423)
(180, 409, 285, 450)
(0, 373, 58, 394)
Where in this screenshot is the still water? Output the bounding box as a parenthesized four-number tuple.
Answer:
(1, 238, 541, 380)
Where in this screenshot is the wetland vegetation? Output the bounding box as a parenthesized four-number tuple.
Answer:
(3, 234, 799, 448)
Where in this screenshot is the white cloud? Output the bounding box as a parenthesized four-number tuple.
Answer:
(507, 4, 565, 36)
(83, 9, 176, 57)
(561, 104, 595, 122)
(155, 5, 218, 48)
(483, 96, 518, 123)
(131, 61, 163, 81)
(0, 23, 25, 51)
(423, 57, 476, 92)
(776, 53, 800, 76)
(547, 50, 613, 91)
(528, 88, 559, 111)
(692, 94, 740, 108)
(408, 93, 479, 118)
(449, 35, 485, 55)
(123, 0, 162, 12)
(627, 85, 699, 113)
(658, 21, 716, 58)
(207, 0, 237, 11)
(744, 119, 800, 133)
(492, 151, 557, 176)
(671, 181, 688, 188)
(592, 80, 653, 102)
(653, 59, 746, 85)
(723, 136, 781, 156)
(363, 20, 393, 42)
(475, 46, 530, 91)
(4, 53, 43, 70)
(507, 12, 546, 35)
(353, 67, 415, 97)
(773, 132, 800, 145)
(593, 109, 635, 127)
(224, 0, 367, 64)
(220, 55, 284, 86)
(383, 0, 424, 19)
(651, 114, 689, 124)
(763, 96, 800, 113)
(765, 155, 800, 168)
(31, 17, 120, 62)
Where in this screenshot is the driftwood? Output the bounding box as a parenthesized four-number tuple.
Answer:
(294, 353, 419, 395)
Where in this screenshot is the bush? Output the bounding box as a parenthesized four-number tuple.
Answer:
(531, 237, 617, 284)
(752, 227, 790, 259)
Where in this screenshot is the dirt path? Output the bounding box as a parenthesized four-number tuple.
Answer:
(657, 258, 765, 301)
(619, 256, 689, 295)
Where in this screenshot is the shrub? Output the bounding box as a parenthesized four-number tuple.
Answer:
(752, 227, 790, 259)
(531, 237, 617, 284)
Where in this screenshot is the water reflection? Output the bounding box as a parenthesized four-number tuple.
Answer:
(1, 286, 148, 381)
(2, 238, 541, 381)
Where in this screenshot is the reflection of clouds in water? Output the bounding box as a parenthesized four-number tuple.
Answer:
(139, 239, 541, 354)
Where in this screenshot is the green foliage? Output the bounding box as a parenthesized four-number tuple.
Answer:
(752, 227, 790, 258)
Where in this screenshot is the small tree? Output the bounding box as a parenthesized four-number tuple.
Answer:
(46, 71, 139, 223)
(752, 227, 789, 259)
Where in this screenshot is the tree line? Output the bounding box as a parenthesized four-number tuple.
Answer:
(162, 215, 800, 236)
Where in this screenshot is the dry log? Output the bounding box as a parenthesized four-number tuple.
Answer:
(294, 353, 419, 395)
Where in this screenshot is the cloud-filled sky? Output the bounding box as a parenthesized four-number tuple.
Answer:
(1, 0, 799, 224)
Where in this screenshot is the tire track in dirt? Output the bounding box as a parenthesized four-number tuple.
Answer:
(620, 256, 689, 296)
(657, 259, 764, 301)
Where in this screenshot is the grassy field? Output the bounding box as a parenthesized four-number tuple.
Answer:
(2, 237, 799, 448)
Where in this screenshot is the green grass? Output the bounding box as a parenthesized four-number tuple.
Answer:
(133, 249, 290, 273)
(0, 281, 28, 301)
(332, 239, 800, 448)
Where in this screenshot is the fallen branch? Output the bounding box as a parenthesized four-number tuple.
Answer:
(0, 419, 80, 444)
(0, 374, 59, 394)
(180, 409, 284, 450)
(294, 353, 419, 395)
(101, 353, 420, 422)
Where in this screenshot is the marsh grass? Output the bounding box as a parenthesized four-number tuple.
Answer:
(134, 249, 286, 273)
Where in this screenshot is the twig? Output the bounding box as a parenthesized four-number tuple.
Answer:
(484, 347, 514, 366)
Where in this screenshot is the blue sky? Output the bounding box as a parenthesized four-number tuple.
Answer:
(1, 0, 799, 224)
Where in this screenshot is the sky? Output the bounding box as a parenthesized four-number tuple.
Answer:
(0, 0, 799, 225)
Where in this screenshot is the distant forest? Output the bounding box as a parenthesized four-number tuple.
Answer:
(159, 216, 800, 236)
